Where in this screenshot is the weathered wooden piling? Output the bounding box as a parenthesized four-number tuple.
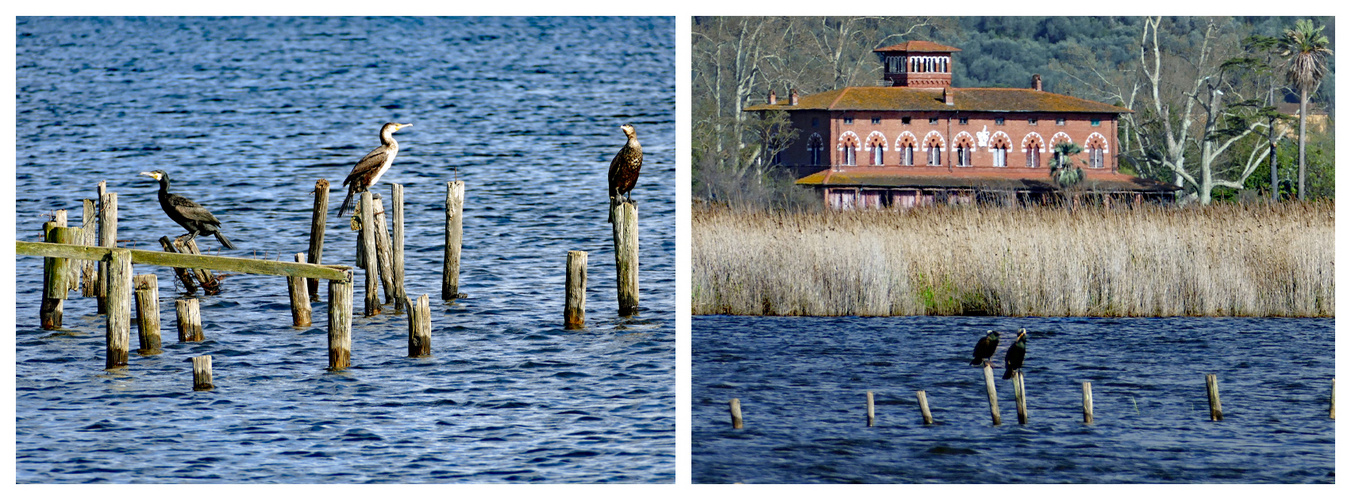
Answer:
(307, 178, 329, 300)
(105, 248, 132, 369)
(133, 274, 161, 354)
(610, 202, 639, 316)
(1206, 373, 1223, 421)
(729, 398, 744, 429)
(443, 180, 465, 300)
(1013, 371, 1028, 425)
(565, 250, 587, 329)
(81, 198, 98, 296)
(866, 391, 876, 427)
(1331, 379, 1335, 420)
(1082, 381, 1094, 424)
(407, 293, 431, 357)
(41, 222, 79, 330)
(287, 253, 312, 327)
(916, 390, 934, 425)
(391, 183, 408, 312)
(158, 236, 198, 293)
(176, 298, 203, 342)
(97, 191, 117, 314)
(52, 210, 79, 294)
(983, 363, 1002, 425)
(372, 196, 397, 306)
(176, 238, 220, 294)
(191, 355, 214, 391)
(328, 276, 354, 370)
(359, 192, 380, 316)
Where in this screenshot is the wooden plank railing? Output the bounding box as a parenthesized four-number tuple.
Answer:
(16, 241, 351, 281)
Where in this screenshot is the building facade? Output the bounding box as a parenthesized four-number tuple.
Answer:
(746, 41, 1176, 208)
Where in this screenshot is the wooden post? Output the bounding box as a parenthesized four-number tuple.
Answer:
(1014, 371, 1028, 425)
(176, 238, 220, 294)
(105, 248, 132, 369)
(1206, 373, 1223, 421)
(983, 363, 1001, 426)
(287, 253, 312, 327)
(443, 180, 465, 300)
(41, 223, 78, 330)
(407, 293, 431, 357)
(359, 192, 380, 316)
(372, 195, 397, 307)
(1082, 381, 1094, 424)
(307, 178, 329, 300)
(729, 398, 744, 429)
(132, 274, 161, 354)
(54, 210, 78, 293)
(191, 355, 214, 391)
(158, 236, 198, 293)
(391, 183, 408, 312)
(564, 250, 587, 329)
(328, 276, 354, 370)
(97, 191, 117, 314)
(1331, 379, 1335, 420)
(176, 298, 203, 342)
(916, 390, 934, 425)
(610, 202, 639, 315)
(81, 198, 98, 296)
(866, 391, 876, 427)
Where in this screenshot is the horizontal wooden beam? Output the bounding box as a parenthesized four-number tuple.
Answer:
(17, 241, 352, 281)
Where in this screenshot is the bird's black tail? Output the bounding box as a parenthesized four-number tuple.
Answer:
(971, 358, 983, 366)
(1002, 367, 1014, 380)
(338, 190, 355, 217)
(215, 231, 236, 250)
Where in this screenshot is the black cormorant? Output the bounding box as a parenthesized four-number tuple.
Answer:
(338, 122, 411, 217)
(1002, 329, 1027, 379)
(970, 330, 1000, 366)
(607, 123, 643, 223)
(139, 169, 236, 249)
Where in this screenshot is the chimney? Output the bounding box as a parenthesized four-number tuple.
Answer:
(1032, 74, 1042, 91)
(790, 89, 799, 106)
(768, 90, 777, 105)
(944, 87, 954, 106)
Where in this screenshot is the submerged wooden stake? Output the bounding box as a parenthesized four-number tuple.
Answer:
(391, 183, 408, 312)
(307, 178, 329, 300)
(359, 192, 380, 316)
(407, 293, 431, 357)
(1013, 371, 1028, 425)
(176, 238, 220, 294)
(564, 250, 587, 329)
(105, 248, 132, 369)
(158, 236, 198, 293)
(443, 180, 465, 300)
(916, 390, 934, 425)
(983, 363, 1001, 426)
(133, 274, 161, 354)
(372, 196, 397, 307)
(41, 222, 78, 330)
(729, 398, 744, 429)
(191, 355, 214, 391)
(866, 391, 876, 427)
(176, 298, 203, 342)
(328, 276, 354, 370)
(97, 190, 117, 314)
(1083, 381, 1094, 424)
(1206, 373, 1223, 421)
(610, 201, 639, 316)
(1331, 379, 1335, 420)
(287, 252, 312, 327)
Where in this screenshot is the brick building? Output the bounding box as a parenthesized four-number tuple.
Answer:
(745, 41, 1177, 208)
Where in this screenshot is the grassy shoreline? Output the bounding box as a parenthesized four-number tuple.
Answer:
(693, 202, 1334, 317)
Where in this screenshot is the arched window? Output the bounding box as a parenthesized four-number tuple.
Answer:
(1022, 133, 1044, 168)
(1050, 133, 1074, 168)
(953, 132, 974, 167)
(806, 133, 824, 166)
(923, 132, 945, 166)
(896, 132, 917, 166)
(839, 132, 860, 166)
(989, 132, 1012, 167)
(866, 132, 888, 166)
(1085, 133, 1109, 169)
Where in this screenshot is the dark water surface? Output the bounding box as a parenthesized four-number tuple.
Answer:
(15, 16, 674, 483)
(693, 315, 1334, 483)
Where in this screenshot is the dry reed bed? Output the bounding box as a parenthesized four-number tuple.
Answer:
(693, 202, 1334, 317)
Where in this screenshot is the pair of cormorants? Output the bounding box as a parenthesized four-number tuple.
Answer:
(970, 328, 1028, 379)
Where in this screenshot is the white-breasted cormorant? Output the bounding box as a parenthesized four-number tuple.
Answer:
(139, 169, 236, 249)
(607, 123, 643, 223)
(338, 122, 411, 217)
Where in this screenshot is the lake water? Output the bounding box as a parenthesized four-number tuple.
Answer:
(14, 16, 675, 483)
(692, 315, 1334, 483)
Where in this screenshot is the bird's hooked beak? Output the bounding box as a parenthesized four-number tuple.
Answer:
(620, 123, 635, 137)
(395, 123, 412, 132)
(138, 171, 161, 181)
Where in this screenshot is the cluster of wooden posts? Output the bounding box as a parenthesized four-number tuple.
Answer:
(21, 178, 641, 390)
(727, 370, 1335, 429)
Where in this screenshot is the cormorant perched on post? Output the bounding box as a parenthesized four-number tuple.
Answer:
(139, 170, 236, 249)
(338, 122, 412, 217)
(607, 123, 642, 223)
(1003, 329, 1027, 379)
(970, 330, 1000, 366)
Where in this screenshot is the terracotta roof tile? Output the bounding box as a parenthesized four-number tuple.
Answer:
(873, 41, 962, 53)
(746, 86, 1132, 114)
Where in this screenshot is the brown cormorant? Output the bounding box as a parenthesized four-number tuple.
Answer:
(607, 123, 642, 223)
(139, 169, 236, 249)
(970, 330, 1000, 366)
(1003, 329, 1027, 379)
(338, 122, 411, 217)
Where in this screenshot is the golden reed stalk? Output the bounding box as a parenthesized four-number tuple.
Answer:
(693, 202, 1334, 317)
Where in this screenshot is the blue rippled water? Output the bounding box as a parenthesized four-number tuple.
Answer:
(15, 16, 674, 483)
(693, 315, 1333, 483)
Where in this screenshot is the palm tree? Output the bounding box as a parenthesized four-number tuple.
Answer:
(1049, 141, 1085, 189)
(1278, 19, 1333, 201)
